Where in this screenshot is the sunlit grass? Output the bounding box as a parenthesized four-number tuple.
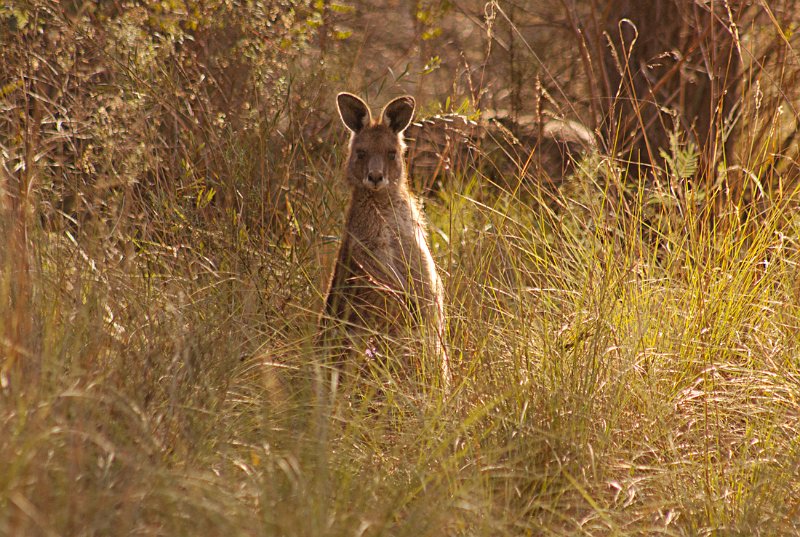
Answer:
(2, 1, 800, 533)
(3, 143, 800, 535)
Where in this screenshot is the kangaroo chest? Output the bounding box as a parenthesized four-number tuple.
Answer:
(353, 206, 430, 283)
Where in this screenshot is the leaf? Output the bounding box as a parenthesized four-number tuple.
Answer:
(330, 2, 355, 13)
(333, 29, 352, 40)
(422, 27, 442, 40)
(423, 56, 441, 74)
(0, 79, 23, 100)
(660, 131, 698, 180)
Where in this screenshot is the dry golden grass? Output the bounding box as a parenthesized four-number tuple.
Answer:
(2, 1, 800, 536)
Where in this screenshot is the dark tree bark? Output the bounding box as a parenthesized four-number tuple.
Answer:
(581, 0, 743, 177)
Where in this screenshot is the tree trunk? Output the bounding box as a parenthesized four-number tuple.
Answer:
(583, 0, 743, 178)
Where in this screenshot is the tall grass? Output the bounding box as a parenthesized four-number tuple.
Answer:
(2, 1, 800, 536)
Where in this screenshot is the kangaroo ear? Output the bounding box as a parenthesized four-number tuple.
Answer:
(381, 96, 415, 134)
(337, 93, 371, 133)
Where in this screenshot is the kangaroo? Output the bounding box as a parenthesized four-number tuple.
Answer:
(319, 92, 449, 390)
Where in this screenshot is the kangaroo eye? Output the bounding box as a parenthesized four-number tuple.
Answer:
(355, 150, 366, 160)
(388, 151, 397, 161)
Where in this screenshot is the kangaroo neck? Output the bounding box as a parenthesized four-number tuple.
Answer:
(349, 186, 414, 218)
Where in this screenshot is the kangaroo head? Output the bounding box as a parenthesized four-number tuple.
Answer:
(337, 92, 415, 193)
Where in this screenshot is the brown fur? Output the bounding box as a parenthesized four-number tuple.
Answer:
(319, 93, 449, 389)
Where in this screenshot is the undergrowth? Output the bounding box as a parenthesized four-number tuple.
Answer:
(2, 1, 800, 536)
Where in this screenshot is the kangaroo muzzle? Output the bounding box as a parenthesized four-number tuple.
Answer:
(366, 155, 387, 188)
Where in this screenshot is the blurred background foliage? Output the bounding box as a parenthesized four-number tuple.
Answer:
(2, 0, 798, 250)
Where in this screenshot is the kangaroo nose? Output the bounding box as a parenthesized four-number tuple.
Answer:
(368, 171, 383, 184)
